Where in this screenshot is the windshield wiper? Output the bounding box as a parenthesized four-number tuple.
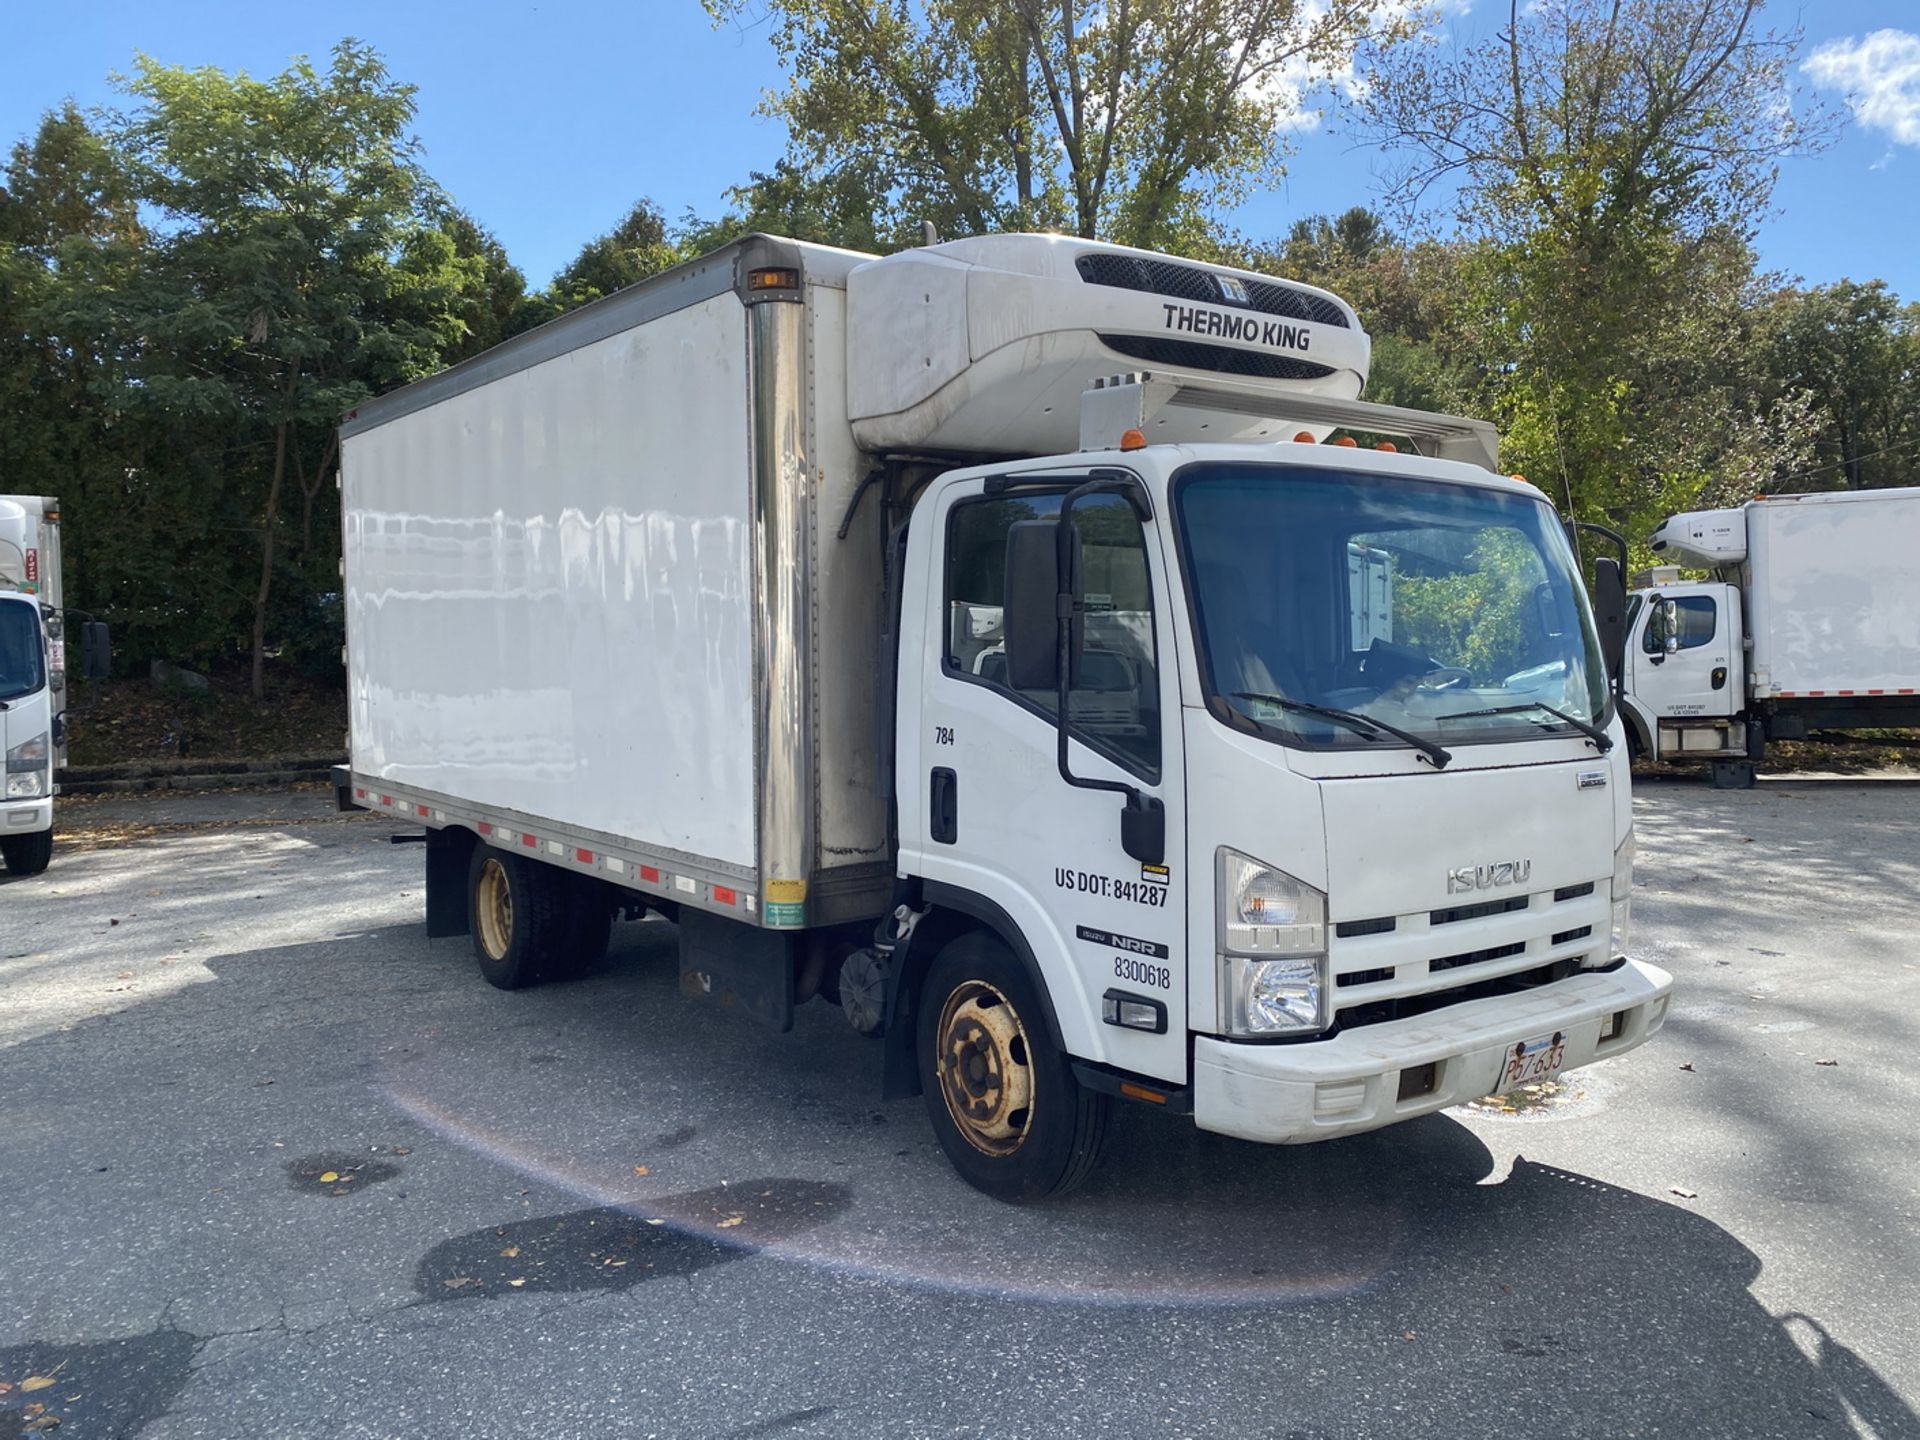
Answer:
(1233, 692, 1452, 769)
(1436, 701, 1614, 753)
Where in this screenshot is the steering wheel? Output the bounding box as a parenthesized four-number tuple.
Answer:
(1416, 667, 1474, 691)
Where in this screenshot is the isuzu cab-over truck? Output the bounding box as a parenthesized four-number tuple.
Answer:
(336, 234, 1671, 1200)
(1624, 487, 1920, 788)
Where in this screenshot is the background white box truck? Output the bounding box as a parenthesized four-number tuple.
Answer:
(1, 496, 69, 875)
(337, 234, 1671, 1199)
(1622, 488, 1920, 787)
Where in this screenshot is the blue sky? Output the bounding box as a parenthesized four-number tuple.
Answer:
(3, 0, 1916, 297)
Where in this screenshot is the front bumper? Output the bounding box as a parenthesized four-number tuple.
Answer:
(2, 796, 53, 836)
(1192, 959, 1671, 1144)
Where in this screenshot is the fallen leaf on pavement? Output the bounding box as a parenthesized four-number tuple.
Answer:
(22, 1375, 55, 1392)
(717, 1215, 744, 1229)
(632, 1166, 650, 1176)
(1815, 1058, 1838, 1067)
(508, 1278, 526, 1288)
(318, 1171, 339, 1183)
(1401, 1331, 1417, 1341)
(500, 1246, 520, 1258)
(1678, 1062, 1694, 1072)
(443, 1276, 476, 1290)
(1669, 1187, 1698, 1199)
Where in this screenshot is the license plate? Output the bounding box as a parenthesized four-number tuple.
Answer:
(1495, 1031, 1566, 1094)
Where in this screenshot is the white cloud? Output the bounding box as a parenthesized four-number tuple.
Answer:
(1805, 28, 1920, 147)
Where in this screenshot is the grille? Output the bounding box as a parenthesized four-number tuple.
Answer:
(1338, 960, 1581, 1029)
(1097, 334, 1336, 382)
(1076, 253, 1351, 328)
(1430, 941, 1527, 974)
(1328, 878, 1610, 1034)
(1336, 916, 1397, 939)
(1431, 895, 1529, 927)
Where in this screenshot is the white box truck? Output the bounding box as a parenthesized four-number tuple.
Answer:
(1, 496, 68, 875)
(337, 234, 1671, 1199)
(1622, 488, 1920, 787)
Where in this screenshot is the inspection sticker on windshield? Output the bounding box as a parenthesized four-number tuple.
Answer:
(1495, 1031, 1566, 1094)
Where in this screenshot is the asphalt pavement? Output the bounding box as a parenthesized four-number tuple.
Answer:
(2, 778, 1917, 1439)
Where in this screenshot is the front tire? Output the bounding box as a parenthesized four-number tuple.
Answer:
(0, 826, 53, 877)
(916, 932, 1110, 1202)
(467, 845, 565, 989)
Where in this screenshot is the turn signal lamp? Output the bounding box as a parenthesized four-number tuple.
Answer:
(1120, 428, 1147, 451)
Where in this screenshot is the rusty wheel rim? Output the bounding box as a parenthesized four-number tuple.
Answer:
(476, 857, 513, 960)
(935, 979, 1035, 1157)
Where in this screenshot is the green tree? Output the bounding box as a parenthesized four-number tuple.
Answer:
(1359, 0, 1838, 540)
(708, 0, 1416, 250)
(113, 41, 475, 694)
(1756, 280, 1920, 492)
(546, 199, 680, 312)
(0, 104, 151, 637)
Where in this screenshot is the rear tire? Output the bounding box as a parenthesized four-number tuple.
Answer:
(548, 876, 614, 981)
(0, 826, 53, 877)
(467, 845, 565, 989)
(916, 932, 1110, 1202)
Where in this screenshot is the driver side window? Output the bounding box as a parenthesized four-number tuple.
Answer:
(1644, 596, 1717, 653)
(945, 491, 1160, 780)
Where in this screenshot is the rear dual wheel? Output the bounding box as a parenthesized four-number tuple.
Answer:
(917, 933, 1110, 1202)
(467, 845, 611, 989)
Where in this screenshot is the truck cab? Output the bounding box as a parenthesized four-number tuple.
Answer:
(895, 432, 1666, 1185)
(1621, 573, 1745, 762)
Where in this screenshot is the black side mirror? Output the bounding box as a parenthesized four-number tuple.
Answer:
(1592, 558, 1626, 689)
(81, 620, 112, 680)
(1004, 519, 1080, 691)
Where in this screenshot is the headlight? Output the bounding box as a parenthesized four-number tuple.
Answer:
(6, 732, 49, 799)
(1217, 849, 1328, 1035)
(1609, 830, 1634, 957)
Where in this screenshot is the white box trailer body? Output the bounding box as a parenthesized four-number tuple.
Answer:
(340, 233, 1669, 1199)
(342, 240, 890, 926)
(0, 495, 63, 874)
(1624, 488, 1920, 783)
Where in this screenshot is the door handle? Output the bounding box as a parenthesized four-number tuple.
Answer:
(930, 767, 958, 845)
(1711, 666, 1727, 690)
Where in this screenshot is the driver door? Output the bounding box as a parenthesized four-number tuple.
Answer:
(899, 476, 1188, 1086)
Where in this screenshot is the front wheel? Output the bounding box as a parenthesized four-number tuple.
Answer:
(916, 933, 1110, 1202)
(0, 826, 53, 877)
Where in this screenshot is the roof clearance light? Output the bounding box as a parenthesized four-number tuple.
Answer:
(1120, 428, 1148, 451)
(1375, 442, 1398, 453)
(1292, 431, 1316, 443)
(748, 267, 800, 290)
(1332, 436, 1358, 448)
(1510, 473, 1526, 482)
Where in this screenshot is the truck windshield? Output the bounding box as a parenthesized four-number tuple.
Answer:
(1175, 465, 1607, 753)
(0, 599, 46, 703)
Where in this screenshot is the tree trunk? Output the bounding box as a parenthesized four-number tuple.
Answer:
(252, 415, 291, 699)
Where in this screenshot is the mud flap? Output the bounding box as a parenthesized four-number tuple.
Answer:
(678, 910, 797, 1032)
(425, 827, 475, 939)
